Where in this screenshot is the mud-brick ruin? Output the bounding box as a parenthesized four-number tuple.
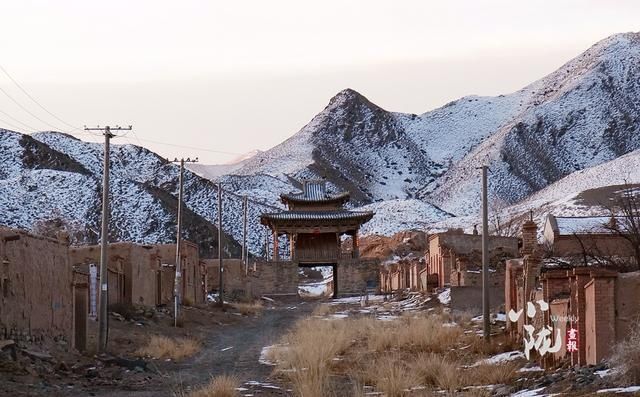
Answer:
(258, 180, 379, 297)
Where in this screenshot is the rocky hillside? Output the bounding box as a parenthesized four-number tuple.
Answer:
(0, 129, 244, 257)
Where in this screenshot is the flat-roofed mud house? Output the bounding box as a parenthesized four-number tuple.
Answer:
(258, 180, 378, 297)
(70, 241, 203, 308)
(0, 226, 85, 350)
(543, 214, 635, 260)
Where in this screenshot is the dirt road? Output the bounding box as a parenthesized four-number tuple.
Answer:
(88, 297, 317, 397)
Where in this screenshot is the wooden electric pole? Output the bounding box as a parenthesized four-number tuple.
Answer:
(84, 124, 132, 353)
(171, 157, 198, 326)
(218, 183, 224, 307)
(481, 165, 490, 341)
(242, 195, 248, 274)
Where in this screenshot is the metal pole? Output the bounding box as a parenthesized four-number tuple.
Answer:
(481, 165, 490, 341)
(173, 159, 184, 326)
(242, 195, 248, 275)
(218, 184, 224, 307)
(97, 126, 112, 352)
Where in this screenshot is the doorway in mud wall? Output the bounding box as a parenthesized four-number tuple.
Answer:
(298, 263, 337, 299)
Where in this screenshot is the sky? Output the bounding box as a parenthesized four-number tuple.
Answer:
(0, 0, 638, 164)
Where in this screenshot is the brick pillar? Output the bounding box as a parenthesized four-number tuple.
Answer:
(521, 219, 538, 256)
(505, 260, 523, 337)
(570, 268, 591, 366)
(585, 270, 617, 365)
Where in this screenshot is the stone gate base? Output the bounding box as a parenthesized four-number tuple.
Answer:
(249, 259, 380, 298)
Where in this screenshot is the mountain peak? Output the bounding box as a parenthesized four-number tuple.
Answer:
(327, 88, 376, 109)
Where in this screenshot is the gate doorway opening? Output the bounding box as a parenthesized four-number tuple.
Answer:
(298, 264, 337, 299)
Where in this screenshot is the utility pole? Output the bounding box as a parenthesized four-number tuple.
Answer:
(481, 165, 490, 341)
(171, 157, 198, 326)
(84, 124, 132, 353)
(242, 195, 248, 274)
(218, 184, 224, 307)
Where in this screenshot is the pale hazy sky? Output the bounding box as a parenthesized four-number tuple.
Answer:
(0, 0, 638, 163)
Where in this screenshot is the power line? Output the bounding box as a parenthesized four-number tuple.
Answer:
(0, 64, 79, 130)
(135, 136, 242, 156)
(0, 85, 65, 131)
(0, 108, 38, 132)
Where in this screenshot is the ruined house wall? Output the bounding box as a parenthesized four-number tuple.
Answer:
(69, 241, 203, 308)
(615, 271, 640, 343)
(0, 227, 73, 343)
(430, 233, 518, 288)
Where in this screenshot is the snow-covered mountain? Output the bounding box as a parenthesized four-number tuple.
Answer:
(2, 32, 640, 248)
(229, 32, 640, 218)
(0, 129, 246, 256)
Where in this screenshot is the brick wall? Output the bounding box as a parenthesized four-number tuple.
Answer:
(584, 273, 616, 365)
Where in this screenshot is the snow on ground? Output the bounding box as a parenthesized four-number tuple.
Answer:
(437, 288, 451, 305)
(511, 387, 546, 397)
(299, 277, 332, 297)
(259, 344, 287, 366)
(597, 386, 640, 394)
(473, 350, 525, 366)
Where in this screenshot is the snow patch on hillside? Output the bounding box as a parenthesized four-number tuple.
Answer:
(358, 199, 451, 236)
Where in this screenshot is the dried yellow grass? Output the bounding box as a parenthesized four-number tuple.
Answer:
(364, 354, 420, 397)
(367, 316, 462, 353)
(229, 301, 263, 315)
(412, 353, 461, 391)
(136, 335, 201, 361)
(189, 375, 240, 397)
(276, 317, 365, 396)
(466, 362, 519, 386)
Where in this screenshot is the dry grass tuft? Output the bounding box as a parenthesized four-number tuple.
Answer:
(466, 362, 519, 386)
(368, 316, 462, 353)
(189, 375, 240, 397)
(229, 301, 263, 315)
(611, 322, 640, 385)
(136, 335, 201, 361)
(276, 317, 365, 396)
(364, 355, 420, 397)
(412, 353, 461, 391)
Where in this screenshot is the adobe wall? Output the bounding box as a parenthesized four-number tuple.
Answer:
(553, 235, 634, 258)
(449, 286, 504, 314)
(0, 227, 73, 343)
(203, 259, 248, 298)
(337, 259, 380, 296)
(251, 261, 299, 297)
(615, 271, 640, 342)
(438, 233, 519, 256)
